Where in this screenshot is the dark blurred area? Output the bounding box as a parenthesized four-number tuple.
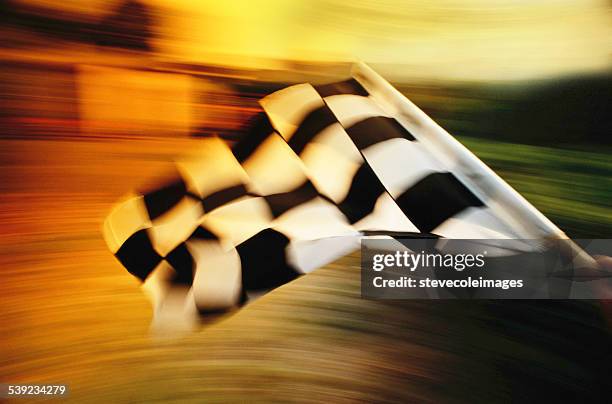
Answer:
(401, 75, 612, 147)
(0, 1, 610, 402)
(0, 0, 153, 50)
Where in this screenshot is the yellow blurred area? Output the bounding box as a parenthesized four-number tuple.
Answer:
(12, 0, 612, 81)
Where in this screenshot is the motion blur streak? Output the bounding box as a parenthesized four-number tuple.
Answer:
(0, 0, 610, 402)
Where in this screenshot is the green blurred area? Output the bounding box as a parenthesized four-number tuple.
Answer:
(457, 136, 612, 238)
(396, 73, 612, 239)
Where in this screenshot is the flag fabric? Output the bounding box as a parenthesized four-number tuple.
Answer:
(103, 65, 555, 326)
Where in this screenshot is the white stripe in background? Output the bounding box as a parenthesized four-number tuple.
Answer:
(147, 197, 203, 256)
(272, 197, 359, 241)
(286, 235, 361, 274)
(309, 122, 363, 162)
(202, 196, 274, 248)
(300, 130, 363, 203)
(141, 262, 173, 312)
(176, 137, 249, 199)
(189, 239, 242, 311)
(354, 193, 419, 233)
(432, 206, 521, 239)
(361, 235, 412, 254)
(260, 83, 325, 141)
(361, 137, 443, 198)
(142, 263, 200, 334)
(103, 194, 151, 253)
(324, 94, 390, 128)
(242, 134, 308, 196)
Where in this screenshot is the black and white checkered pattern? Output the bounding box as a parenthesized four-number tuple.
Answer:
(104, 77, 526, 325)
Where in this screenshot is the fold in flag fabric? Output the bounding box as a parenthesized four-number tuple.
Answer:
(103, 64, 562, 326)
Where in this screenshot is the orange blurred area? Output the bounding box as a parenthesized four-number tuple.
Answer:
(0, 58, 269, 141)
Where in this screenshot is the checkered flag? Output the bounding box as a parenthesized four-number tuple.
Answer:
(103, 63, 571, 328)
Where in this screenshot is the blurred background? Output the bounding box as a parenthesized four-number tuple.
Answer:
(0, 0, 610, 402)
